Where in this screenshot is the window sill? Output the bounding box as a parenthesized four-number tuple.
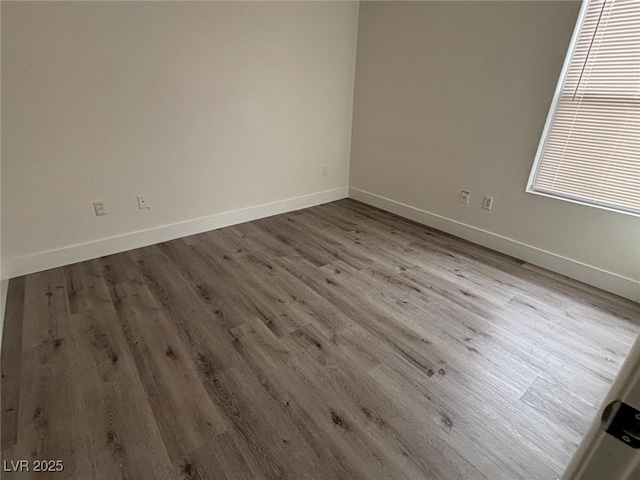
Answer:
(525, 188, 640, 218)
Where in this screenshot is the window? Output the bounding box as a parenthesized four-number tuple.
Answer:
(527, 0, 640, 216)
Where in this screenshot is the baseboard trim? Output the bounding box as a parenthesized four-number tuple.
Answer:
(349, 187, 640, 303)
(3, 187, 349, 279)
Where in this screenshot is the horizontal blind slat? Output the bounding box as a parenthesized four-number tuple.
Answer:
(531, 0, 640, 215)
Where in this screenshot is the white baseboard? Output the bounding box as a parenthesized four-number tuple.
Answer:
(349, 187, 640, 303)
(3, 187, 348, 280)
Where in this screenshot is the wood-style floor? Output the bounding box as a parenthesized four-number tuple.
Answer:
(2, 199, 639, 480)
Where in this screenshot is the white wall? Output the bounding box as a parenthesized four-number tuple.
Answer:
(1, 1, 359, 276)
(1, 3, 4, 343)
(2, 1, 638, 302)
(350, 1, 640, 301)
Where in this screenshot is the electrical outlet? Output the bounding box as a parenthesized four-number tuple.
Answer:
(482, 196, 494, 210)
(460, 191, 470, 204)
(137, 195, 150, 210)
(93, 201, 106, 216)
(322, 166, 329, 177)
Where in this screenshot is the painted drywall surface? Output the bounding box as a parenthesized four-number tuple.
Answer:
(1, 4, 4, 342)
(1, 1, 358, 266)
(350, 1, 640, 283)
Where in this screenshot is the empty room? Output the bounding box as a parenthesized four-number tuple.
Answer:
(1, 0, 639, 479)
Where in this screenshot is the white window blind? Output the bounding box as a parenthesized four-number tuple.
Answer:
(528, 0, 640, 215)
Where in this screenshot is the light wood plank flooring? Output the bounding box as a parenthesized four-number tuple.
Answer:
(2, 199, 639, 479)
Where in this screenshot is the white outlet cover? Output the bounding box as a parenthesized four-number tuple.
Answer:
(137, 195, 150, 209)
(93, 201, 106, 216)
(482, 196, 494, 210)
